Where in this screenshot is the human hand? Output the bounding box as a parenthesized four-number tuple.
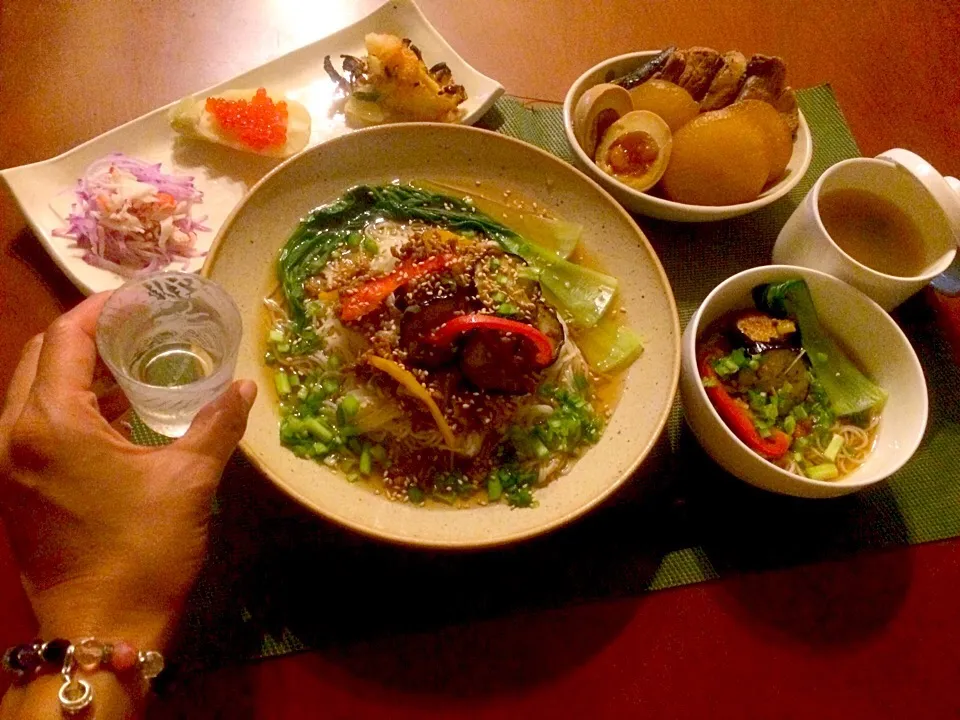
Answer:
(0, 292, 257, 653)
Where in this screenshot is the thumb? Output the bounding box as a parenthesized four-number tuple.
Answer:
(174, 379, 257, 465)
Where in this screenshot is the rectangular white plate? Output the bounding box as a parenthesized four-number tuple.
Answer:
(0, 0, 504, 295)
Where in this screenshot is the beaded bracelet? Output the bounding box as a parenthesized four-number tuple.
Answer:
(1, 638, 164, 715)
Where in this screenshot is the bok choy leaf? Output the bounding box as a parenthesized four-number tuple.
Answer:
(754, 279, 887, 416)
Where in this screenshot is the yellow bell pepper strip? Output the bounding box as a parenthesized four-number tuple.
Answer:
(366, 355, 456, 449)
(339, 253, 454, 322)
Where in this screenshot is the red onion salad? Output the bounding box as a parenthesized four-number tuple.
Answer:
(53, 153, 208, 277)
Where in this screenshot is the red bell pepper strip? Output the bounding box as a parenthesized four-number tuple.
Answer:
(699, 352, 791, 460)
(339, 254, 454, 322)
(425, 314, 555, 368)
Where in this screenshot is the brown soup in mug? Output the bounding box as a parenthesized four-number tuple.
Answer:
(818, 188, 927, 277)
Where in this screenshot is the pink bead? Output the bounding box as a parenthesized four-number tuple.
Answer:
(109, 641, 138, 672)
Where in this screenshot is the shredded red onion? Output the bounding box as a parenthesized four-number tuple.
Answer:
(53, 152, 208, 277)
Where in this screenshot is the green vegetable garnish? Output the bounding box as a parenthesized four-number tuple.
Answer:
(575, 313, 644, 373)
(755, 279, 887, 416)
(824, 433, 844, 462)
(806, 463, 840, 481)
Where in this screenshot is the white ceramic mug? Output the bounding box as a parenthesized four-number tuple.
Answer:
(773, 149, 960, 311)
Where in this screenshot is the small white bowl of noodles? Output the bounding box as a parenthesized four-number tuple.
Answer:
(203, 123, 680, 548)
(680, 265, 927, 499)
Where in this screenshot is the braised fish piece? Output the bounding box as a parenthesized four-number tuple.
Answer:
(674, 47, 723, 101)
(700, 50, 747, 111)
(655, 49, 688, 84)
(773, 87, 800, 138)
(736, 54, 787, 104)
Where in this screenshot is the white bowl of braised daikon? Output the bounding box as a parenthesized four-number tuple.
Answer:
(563, 48, 813, 222)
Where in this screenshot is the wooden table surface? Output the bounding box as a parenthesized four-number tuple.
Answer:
(2, 1, 959, 717)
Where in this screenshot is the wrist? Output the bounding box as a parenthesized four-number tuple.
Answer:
(1, 663, 149, 720)
(28, 576, 185, 655)
(36, 612, 178, 657)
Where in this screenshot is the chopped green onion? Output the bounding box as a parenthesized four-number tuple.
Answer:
(792, 405, 808, 420)
(806, 463, 839, 481)
(340, 394, 360, 417)
(782, 415, 796, 435)
(497, 302, 519, 316)
(322, 376, 340, 395)
(274, 370, 292, 396)
(433, 492, 456, 505)
(407, 487, 425, 504)
(824, 433, 844, 462)
(531, 439, 550, 459)
(487, 475, 502, 501)
(359, 445, 372, 475)
(304, 418, 333, 442)
(713, 358, 740, 377)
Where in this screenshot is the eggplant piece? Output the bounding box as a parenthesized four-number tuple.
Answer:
(612, 46, 676, 90)
(400, 292, 472, 369)
(535, 304, 565, 365)
(700, 50, 747, 111)
(732, 310, 797, 354)
(460, 329, 539, 394)
(673, 47, 723, 101)
(736, 348, 809, 406)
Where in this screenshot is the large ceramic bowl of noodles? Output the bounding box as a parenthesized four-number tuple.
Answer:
(204, 123, 680, 547)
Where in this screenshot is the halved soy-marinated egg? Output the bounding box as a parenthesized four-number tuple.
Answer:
(594, 110, 673, 191)
(573, 83, 634, 158)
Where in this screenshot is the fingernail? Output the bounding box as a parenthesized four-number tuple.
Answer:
(237, 380, 258, 407)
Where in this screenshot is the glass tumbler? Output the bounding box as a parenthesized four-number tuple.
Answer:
(96, 271, 242, 437)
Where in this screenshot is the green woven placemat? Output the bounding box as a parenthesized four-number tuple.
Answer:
(133, 86, 960, 664)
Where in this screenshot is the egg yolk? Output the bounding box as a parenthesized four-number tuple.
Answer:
(605, 131, 659, 177)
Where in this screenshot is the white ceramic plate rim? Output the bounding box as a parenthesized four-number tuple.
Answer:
(686, 265, 928, 490)
(203, 123, 682, 549)
(0, 0, 504, 296)
(562, 50, 814, 219)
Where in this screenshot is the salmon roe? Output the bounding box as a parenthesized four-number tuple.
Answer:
(205, 88, 288, 151)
